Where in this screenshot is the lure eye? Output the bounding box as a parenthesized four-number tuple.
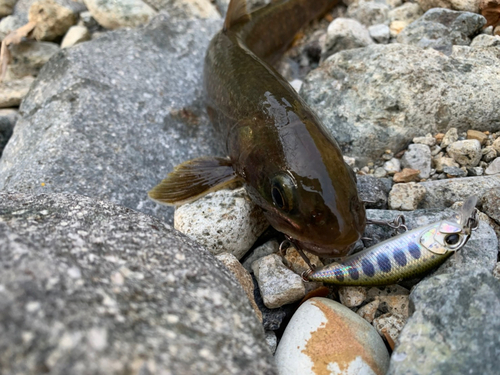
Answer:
(445, 233, 460, 246)
(271, 173, 296, 212)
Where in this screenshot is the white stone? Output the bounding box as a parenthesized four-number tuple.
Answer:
(383, 157, 401, 175)
(322, 18, 374, 59)
(252, 254, 305, 309)
(275, 297, 390, 375)
(174, 187, 268, 259)
(401, 144, 432, 179)
(447, 139, 482, 167)
(388, 182, 426, 210)
(440, 127, 458, 148)
(368, 24, 390, 44)
(485, 157, 500, 175)
(61, 25, 90, 48)
(83, 0, 157, 30)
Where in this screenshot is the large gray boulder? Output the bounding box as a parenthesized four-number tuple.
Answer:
(0, 193, 276, 374)
(300, 43, 500, 163)
(0, 15, 224, 224)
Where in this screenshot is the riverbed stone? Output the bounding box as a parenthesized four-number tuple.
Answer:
(0, 15, 25, 40)
(417, 0, 481, 12)
(0, 0, 17, 16)
(60, 25, 90, 48)
(0, 193, 276, 374)
(0, 15, 224, 225)
(174, 187, 268, 260)
(485, 157, 500, 175)
(401, 144, 432, 179)
(388, 182, 426, 210)
(143, 0, 220, 19)
(83, 0, 157, 29)
(322, 17, 374, 60)
(481, 187, 500, 224)
(0, 76, 34, 107)
(397, 8, 486, 54)
(300, 43, 500, 163)
(418, 175, 500, 208)
(252, 254, 305, 309)
(369, 23, 390, 43)
(275, 298, 390, 375)
(447, 139, 482, 167)
(28, 0, 78, 41)
(347, 0, 390, 26)
(356, 174, 390, 209)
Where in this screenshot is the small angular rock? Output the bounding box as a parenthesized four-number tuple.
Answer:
(485, 157, 500, 175)
(373, 312, 407, 343)
(441, 128, 459, 148)
(357, 300, 380, 323)
(28, 0, 78, 41)
(482, 146, 497, 162)
(369, 23, 391, 43)
(339, 286, 368, 308)
(322, 17, 374, 60)
(0, 76, 34, 107)
(83, 0, 157, 29)
(467, 129, 488, 145)
(384, 158, 401, 175)
(401, 144, 432, 179)
(61, 25, 90, 48)
(242, 240, 279, 272)
(347, 0, 390, 26)
(388, 182, 426, 210)
(481, 188, 500, 224)
(252, 254, 305, 309)
(393, 168, 420, 183)
(447, 139, 482, 167)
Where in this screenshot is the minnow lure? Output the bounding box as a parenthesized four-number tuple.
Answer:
(303, 197, 479, 286)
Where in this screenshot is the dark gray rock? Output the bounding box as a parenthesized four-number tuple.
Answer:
(389, 272, 500, 374)
(419, 176, 500, 208)
(356, 174, 390, 209)
(0, 109, 18, 157)
(397, 8, 486, 55)
(0, 15, 225, 225)
(443, 166, 467, 177)
(0, 193, 276, 374)
(301, 43, 500, 163)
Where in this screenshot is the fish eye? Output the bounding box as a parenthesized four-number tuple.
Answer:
(445, 233, 460, 246)
(271, 173, 296, 212)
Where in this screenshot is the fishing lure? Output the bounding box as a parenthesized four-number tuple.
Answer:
(303, 197, 479, 286)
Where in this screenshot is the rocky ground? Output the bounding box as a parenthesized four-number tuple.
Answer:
(1, 0, 500, 374)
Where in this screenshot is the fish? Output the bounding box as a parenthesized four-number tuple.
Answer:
(148, 0, 366, 259)
(303, 196, 479, 286)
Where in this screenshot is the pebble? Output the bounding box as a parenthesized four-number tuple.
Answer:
(0, 76, 35, 108)
(3, 41, 59, 81)
(28, 0, 78, 41)
(467, 166, 484, 176)
(84, 0, 157, 30)
(393, 168, 420, 183)
(275, 298, 390, 375)
(447, 139, 482, 167)
(388, 2, 424, 24)
(433, 153, 460, 172)
(388, 182, 426, 210)
(482, 146, 497, 162)
(471, 34, 500, 47)
(383, 157, 401, 175)
(373, 166, 387, 178)
(347, 0, 390, 26)
(322, 18, 374, 60)
(485, 157, 500, 175)
(413, 133, 436, 147)
(215, 252, 263, 322)
(401, 144, 432, 179)
(241, 240, 279, 272)
(174, 187, 268, 260)
(443, 166, 467, 177)
(252, 254, 305, 309)
(368, 23, 391, 44)
(467, 129, 488, 145)
(339, 286, 368, 308)
(441, 127, 459, 148)
(61, 25, 91, 48)
(389, 20, 408, 36)
(492, 137, 500, 154)
(372, 312, 407, 343)
(357, 300, 380, 323)
(264, 331, 277, 354)
(356, 174, 390, 209)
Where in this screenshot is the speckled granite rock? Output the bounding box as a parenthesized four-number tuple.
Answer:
(0, 15, 224, 225)
(0, 193, 276, 374)
(300, 43, 500, 163)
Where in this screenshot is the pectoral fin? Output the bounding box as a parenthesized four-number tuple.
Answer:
(148, 156, 240, 206)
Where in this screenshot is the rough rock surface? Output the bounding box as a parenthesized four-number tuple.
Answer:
(4, 41, 60, 80)
(174, 187, 268, 260)
(0, 193, 276, 374)
(322, 17, 374, 59)
(418, 175, 500, 208)
(83, 0, 157, 29)
(300, 43, 500, 162)
(0, 15, 224, 225)
(397, 8, 486, 54)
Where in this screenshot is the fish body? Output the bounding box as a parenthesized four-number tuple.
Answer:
(305, 197, 478, 286)
(149, 0, 366, 258)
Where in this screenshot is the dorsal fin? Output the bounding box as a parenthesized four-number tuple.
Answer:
(223, 0, 251, 32)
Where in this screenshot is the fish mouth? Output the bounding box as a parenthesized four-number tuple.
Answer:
(291, 238, 356, 258)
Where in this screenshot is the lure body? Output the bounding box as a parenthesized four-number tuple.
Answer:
(305, 219, 472, 286)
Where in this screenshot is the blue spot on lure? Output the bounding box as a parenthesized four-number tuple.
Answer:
(303, 197, 479, 286)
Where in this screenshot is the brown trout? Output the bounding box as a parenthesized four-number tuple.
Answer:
(149, 0, 366, 258)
